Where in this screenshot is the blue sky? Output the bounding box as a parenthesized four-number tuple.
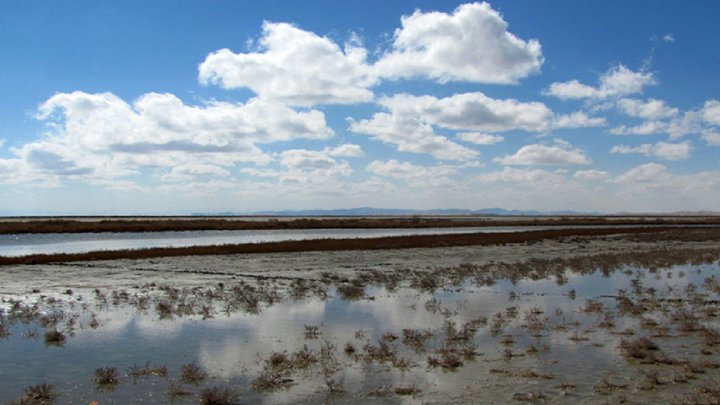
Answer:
(1, 1, 719, 215)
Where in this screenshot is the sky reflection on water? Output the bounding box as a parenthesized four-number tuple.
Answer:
(0, 260, 718, 404)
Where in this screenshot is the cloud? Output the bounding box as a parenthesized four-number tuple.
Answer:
(366, 159, 458, 185)
(553, 111, 607, 128)
(613, 163, 669, 184)
(702, 100, 720, 126)
(327, 144, 363, 158)
(24, 148, 93, 176)
(610, 121, 667, 136)
(240, 168, 280, 178)
(198, 2, 544, 106)
(701, 131, 720, 146)
(610, 141, 692, 161)
(160, 163, 231, 181)
(544, 65, 655, 100)
(1, 91, 335, 187)
(663, 34, 675, 43)
(574, 169, 610, 181)
(476, 167, 566, 184)
(610, 108, 704, 139)
(240, 146, 363, 189)
(374, 2, 543, 84)
(280, 149, 352, 176)
(378, 92, 555, 133)
(199, 22, 377, 106)
(494, 140, 590, 165)
(0, 139, 5, 149)
(348, 112, 478, 161)
(616, 98, 678, 120)
(350, 94, 604, 156)
(457, 132, 504, 145)
(159, 179, 238, 197)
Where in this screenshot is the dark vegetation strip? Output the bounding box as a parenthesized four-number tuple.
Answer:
(0, 226, 709, 266)
(1, 216, 719, 234)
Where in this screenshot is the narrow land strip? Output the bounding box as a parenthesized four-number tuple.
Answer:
(1, 216, 719, 234)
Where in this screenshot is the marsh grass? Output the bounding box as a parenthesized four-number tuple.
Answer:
(362, 340, 397, 364)
(200, 386, 236, 405)
(0, 321, 8, 339)
(181, 363, 206, 384)
(127, 363, 168, 378)
(402, 328, 432, 352)
(394, 385, 421, 396)
(10, 383, 57, 405)
(304, 324, 320, 339)
(43, 329, 65, 346)
(594, 379, 629, 395)
(251, 369, 294, 392)
(292, 345, 318, 369)
(167, 383, 193, 398)
(618, 336, 677, 365)
(427, 352, 463, 370)
(336, 283, 365, 301)
(93, 367, 120, 388)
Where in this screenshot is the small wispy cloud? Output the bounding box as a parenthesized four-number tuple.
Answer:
(663, 33, 675, 43)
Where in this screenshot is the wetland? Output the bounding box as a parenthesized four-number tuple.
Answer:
(1, 224, 720, 404)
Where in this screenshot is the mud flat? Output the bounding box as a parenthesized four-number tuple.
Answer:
(1, 227, 719, 404)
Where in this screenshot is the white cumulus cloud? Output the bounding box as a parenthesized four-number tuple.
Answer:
(1, 91, 335, 187)
(553, 111, 607, 128)
(366, 159, 457, 183)
(574, 169, 610, 181)
(378, 92, 555, 133)
(544, 65, 655, 100)
(613, 162, 671, 183)
(199, 22, 377, 107)
(348, 112, 478, 161)
(616, 98, 678, 120)
(610, 141, 692, 161)
(457, 132, 504, 145)
(476, 167, 566, 184)
(702, 100, 720, 126)
(701, 131, 720, 146)
(494, 140, 590, 165)
(374, 2, 543, 84)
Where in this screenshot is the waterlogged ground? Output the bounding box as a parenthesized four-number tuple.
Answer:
(1, 232, 720, 404)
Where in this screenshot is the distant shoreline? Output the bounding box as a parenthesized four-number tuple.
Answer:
(1, 215, 719, 234)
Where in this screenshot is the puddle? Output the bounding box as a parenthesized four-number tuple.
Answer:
(1, 251, 719, 404)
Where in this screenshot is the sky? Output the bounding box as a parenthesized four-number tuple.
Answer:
(1, 1, 720, 215)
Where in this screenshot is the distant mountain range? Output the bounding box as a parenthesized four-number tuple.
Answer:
(192, 207, 587, 217)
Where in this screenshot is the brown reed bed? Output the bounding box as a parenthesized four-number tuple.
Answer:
(1, 216, 719, 234)
(2, 226, 715, 266)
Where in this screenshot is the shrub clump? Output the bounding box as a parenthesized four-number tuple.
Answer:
(11, 383, 58, 405)
(181, 363, 207, 384)
(200, 386, 236, 405)
(93, 367, 120, 387)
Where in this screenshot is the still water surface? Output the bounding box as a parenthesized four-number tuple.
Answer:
(0, 225, 687, 257)
(1, 260, 717, 404)
(0, 226, 562, 257)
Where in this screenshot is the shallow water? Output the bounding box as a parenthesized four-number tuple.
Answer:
(0, 225, 700, 257)
(1, 257, 718, 404)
